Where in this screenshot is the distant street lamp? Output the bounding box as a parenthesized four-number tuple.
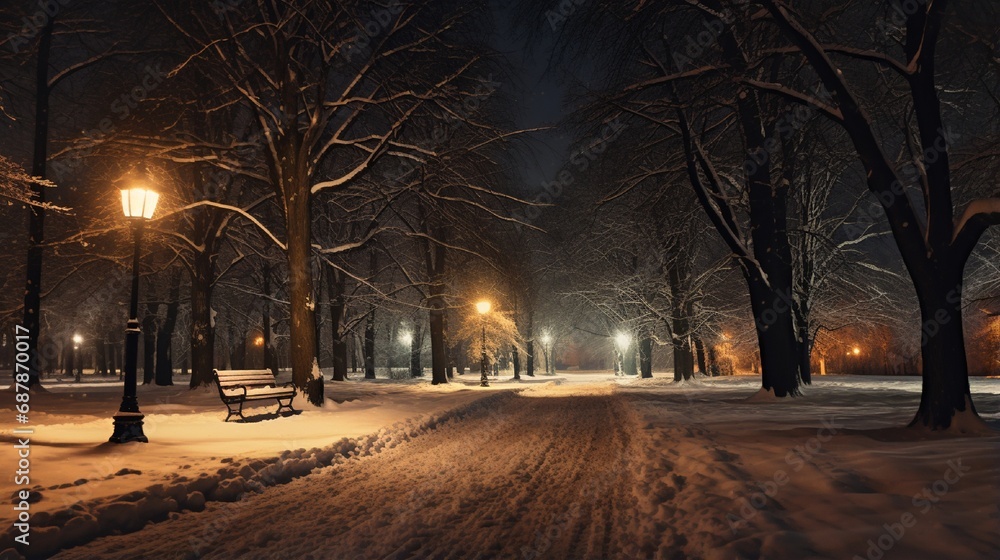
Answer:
(110, 186, 158, 444)
(476, 300, 491, 387)
(540, 333, 552, 375)
(400, 331, 420, 377)
(72, 334, 83, 382)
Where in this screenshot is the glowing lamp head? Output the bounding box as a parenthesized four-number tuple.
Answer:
(254, 336, 265, 347)
(121, 186, 159, 219)
(476, 300, 491, 315)
(400, 332, 413, 345)
(72, 334, 83, 345)
(852, 346, 861, 356)
(615, 332, 630, 350)
(541, 334, 552, 345)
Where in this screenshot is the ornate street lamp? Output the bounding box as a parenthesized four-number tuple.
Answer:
(110, 186, 158, 444)
(476, 300, 491, 387)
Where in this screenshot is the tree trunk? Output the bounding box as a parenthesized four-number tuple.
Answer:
(707, 345, 719, 376)
(351, 333, 359, 373)
(328, 266, 348, 381)
(107, 342, 117, 378)
(189, 252, 215, 388)
(63, 342, 72, 377)
(142, 299, 158, 385)
(748, 276, 801, 396)
(262, 263, 278, 376)
(284, 181, 322, 404)
(155, 273, 180, 386)
(525, 340, 535, 378)
(694, 337, 707, 375)
(512, 346, 521, 380)
(364, 310, 376, 379)
(423, 214, 450, 385)
(22, 15, 54, 389)
(672, 335, 693, 381)
(428, 300, 449, 384)
(909, 272, 976, 428)
(639, 335, 653, 378)
(623, 344, 638, 376)
(97, 341, 108, 375)
(410, 325, 422, 377)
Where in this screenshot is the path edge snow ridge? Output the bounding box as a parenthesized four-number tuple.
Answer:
(2, 390, 521, 560)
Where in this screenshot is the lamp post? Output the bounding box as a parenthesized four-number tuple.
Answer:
(476, 300, 491, 387)
(400, 331, 418, 377)
(110, 186, 158, 444)
(541, 333, 552, 375)
(72, 334, 83, 382)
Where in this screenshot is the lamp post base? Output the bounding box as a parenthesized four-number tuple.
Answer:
(110, 412, 148, 443)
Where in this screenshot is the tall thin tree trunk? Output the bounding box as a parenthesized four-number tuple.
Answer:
(364, 310, 376, 379)
(23, 15, 54, 388)
(410, 327, 422, 377)
(262, 263, 278, 376)
(639, 335, 653, 378)
(694, 337, 707, 375)
(328, 266, 348, 381)
(142, 299, 158, 384)
(189, 252, 215, 388)
(155, 273, 180, 386)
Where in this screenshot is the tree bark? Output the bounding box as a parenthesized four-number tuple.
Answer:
(328, 266, 348, 381)
(142, 298, 158, 385)
(410, 327, 422, 377)
(364, 310, 376, 379)
(22, 15, 54, 389)
(423, 215, 450, 385)
(694, 337, 707, 375)
(284, 178, 322, 404)
(639, 335, 653, 378)
(155, 273, 180, 386)
(189, 251, 215, 388)
(623, 344, 638, 376)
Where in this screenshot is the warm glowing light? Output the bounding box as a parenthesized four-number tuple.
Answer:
(72, 334, 83, 346)
(615, 332, 630, 350)
(120, 186, 159, 219)
(541, 333, 552, 345)
(400, 332, 413, 345)
(476, 300, 491, 315)
(254, 336, 265, 347)
(852, 346, 861, 356)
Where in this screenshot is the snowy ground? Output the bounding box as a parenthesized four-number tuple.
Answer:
(2, 373, 999, 559)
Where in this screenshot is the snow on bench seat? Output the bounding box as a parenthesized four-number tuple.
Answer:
(213, 369, 297, 422)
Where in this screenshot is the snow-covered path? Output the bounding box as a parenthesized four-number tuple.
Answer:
(42, 377, 1000, 559)
(56, 384, 640, 559)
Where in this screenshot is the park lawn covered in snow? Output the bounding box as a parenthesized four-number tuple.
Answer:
(2, 373, 999, 559)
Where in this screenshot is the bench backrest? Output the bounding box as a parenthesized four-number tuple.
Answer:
(213, 369, 277, 393)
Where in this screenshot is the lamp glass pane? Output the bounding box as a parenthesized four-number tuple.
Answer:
(142, 191, 159, 219)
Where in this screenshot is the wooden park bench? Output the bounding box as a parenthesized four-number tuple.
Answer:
(213, 369, 297, 422)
